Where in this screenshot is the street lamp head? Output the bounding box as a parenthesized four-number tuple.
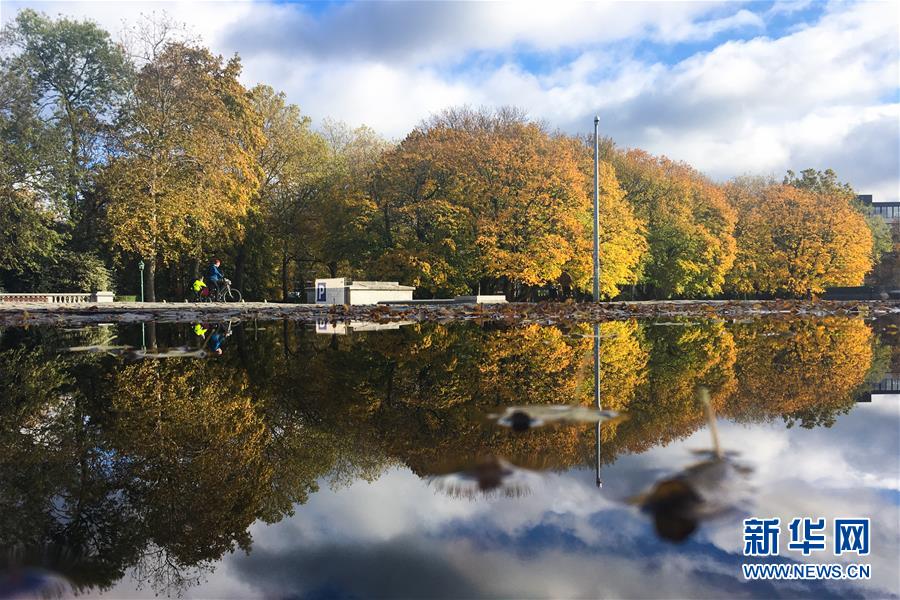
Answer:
(138, 260, 145, 271)
(594, 115, 600, 124)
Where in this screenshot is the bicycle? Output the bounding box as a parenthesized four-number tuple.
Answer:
(208, 278, 242, 302)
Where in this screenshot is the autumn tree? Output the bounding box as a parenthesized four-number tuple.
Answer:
(372, 107, 645, 299)
(726, 182, 874, 296)
(1, 9, 130, 237)
(242, 85, 328, 300)
(784, 168, 891, 264)
(611, 149, 736, 298)
(106, 360, 272, 584)
(593, 320, 650, 411)
(369, 124, 480, 294)
(103, 27, 262, 301)
(309, 120, 388, 282)
(575, 159, 648, 297)
(615, 321, 736, 451)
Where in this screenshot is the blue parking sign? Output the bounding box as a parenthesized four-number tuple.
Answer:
(316, 282, 326, 303)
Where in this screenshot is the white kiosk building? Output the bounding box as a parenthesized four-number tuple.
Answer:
(307, 278, 415, 305)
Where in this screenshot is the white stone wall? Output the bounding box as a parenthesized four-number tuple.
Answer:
(348, 288, 413, 305)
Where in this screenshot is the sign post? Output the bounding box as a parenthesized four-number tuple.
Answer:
(138, 260, 145, 303)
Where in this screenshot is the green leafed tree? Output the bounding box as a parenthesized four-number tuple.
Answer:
(1, 9, 131, 237)
(610, 149, 736, 298)
(0, 186, 61, 282)
(244, 85, 329, 300)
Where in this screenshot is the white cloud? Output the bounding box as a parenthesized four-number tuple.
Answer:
(87, 397, 900, 599)
(3, 0, 898, 198)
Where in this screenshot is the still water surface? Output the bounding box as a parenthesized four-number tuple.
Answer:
(1, 317, 898, 599)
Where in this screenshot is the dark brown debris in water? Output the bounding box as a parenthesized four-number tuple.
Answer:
(0, 299, 897, 326)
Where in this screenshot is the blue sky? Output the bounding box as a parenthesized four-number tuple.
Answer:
(3, 1, 898, 200)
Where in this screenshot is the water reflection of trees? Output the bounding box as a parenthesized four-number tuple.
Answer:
(726, 319, 876, 428)
(0, 316, 886, 594)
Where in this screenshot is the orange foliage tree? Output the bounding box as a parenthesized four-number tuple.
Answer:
(370, 108, 646, 299)
(726, 183, 874, 296)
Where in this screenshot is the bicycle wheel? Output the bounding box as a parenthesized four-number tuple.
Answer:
(224, 288, 242, 302)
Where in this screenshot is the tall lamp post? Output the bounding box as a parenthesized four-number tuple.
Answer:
(138, 260, 145, 303)
(593, 115, 600, 303)
(593, 115, 602, 487)
(594, 321, 602, 488)
(138, 259, 146, 349)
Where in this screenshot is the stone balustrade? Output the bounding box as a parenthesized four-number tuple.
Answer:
(0, 291, 115, 303)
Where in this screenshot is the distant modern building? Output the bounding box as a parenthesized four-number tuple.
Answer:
(857, 373, 900, 402)
(305, 278, 415, 305)
(858, 194, 900, 224)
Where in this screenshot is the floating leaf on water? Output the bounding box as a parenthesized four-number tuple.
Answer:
(428, 456, 541, 499)
(64, 344, 132, 354)
(128, 347, 209, 360)
(490, 405, 623, 431)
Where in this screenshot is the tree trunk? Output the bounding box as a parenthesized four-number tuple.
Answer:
(328, 262, 337, 278)
(65, 103, 80, 218)
(174, 262, 185, 299)
(235, 242, 247, 294)
(382, 202, 393, 247)
(145, 258, 156, 302)
(281, 253, 290, 301)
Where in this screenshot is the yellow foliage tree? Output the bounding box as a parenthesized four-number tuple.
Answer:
(103, 41, 262, 300)
(727, 183, 874, 296)
(600, 320, 737, 457)
(244, 84, 328, 299)
(725, 318, 874, 427)
(108, 360, 270, 568)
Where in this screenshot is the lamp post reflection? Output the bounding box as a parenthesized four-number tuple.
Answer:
(594, 322, 602, 488)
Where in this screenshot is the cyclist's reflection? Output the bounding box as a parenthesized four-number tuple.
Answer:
(193, 321, 232, 356)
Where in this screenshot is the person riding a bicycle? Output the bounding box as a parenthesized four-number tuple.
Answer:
(198, 258, 241, 302)
(206, 258, 225, 295)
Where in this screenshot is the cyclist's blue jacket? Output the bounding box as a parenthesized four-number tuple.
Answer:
(210, 332, 225, 351)
(206, 263, 224, 282)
